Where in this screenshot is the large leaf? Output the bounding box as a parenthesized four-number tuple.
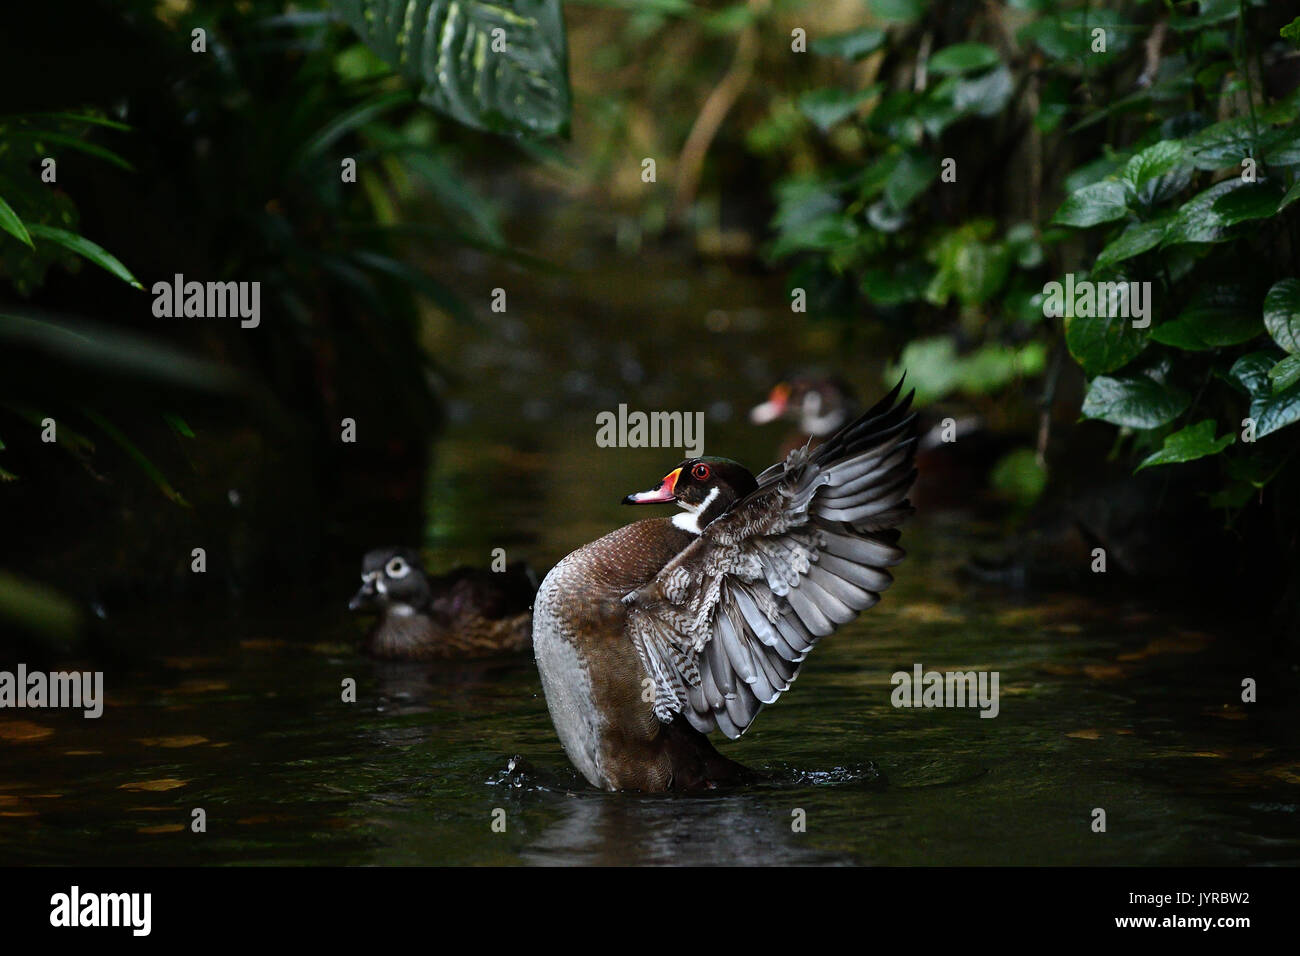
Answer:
(1263, 278, 1300, 354)
(1150, 285, 1263, 350)
(1052, 180, 1129, 227)
(1162, 179, 1253, 245)
(1081, 374, 1190, 429)
(1094, 218, 1168, 269)
(1121, 140, 1191, 207)
(26, 224, 143, 289)
(1209, 181, 1282, 227)
(330, 0, 571, 138)
(1065, 309, 1149, 375)
(1136, 419, 1234, 471)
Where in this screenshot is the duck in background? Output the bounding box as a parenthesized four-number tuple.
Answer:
(348, 547, 537, 659)
(750, 374, 1013, 510)
(749, 375, 859, 455)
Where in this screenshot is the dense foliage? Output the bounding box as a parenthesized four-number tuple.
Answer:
(761, 0, 1299, 519)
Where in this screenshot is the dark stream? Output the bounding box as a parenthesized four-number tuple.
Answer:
(2, 237, 1297, 866)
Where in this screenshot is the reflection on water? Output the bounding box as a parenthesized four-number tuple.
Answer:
(2, 508, 1296, 865)
(2, 243, 1298, 866)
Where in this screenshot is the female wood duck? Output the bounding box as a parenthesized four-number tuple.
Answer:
(349, 548, 536, 659)
(534, 381, 917, 791)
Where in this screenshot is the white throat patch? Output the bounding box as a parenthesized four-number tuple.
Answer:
(672, 486, 720, 535)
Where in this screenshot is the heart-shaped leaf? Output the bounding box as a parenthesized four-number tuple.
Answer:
(1163, 179, 1253, 245)
(1065, 308, 1150, 375)
(1269, 354, 1300, 393)
(1230, 351, 1300, 437)
(1150, 285, 1263, 350)
(1053, 180, 1129, 227)
(1136, 419, 1235, 471)
(1263, 278, 1300, 353)
(1081, 374, 1190, 429)
(1095, 218, 1169, 269)
(928, 43, 1001, 75)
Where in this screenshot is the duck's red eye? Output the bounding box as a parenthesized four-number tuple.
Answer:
(692, 463, 711, 481)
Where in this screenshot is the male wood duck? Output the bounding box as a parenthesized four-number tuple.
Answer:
(534, 382, 917, 791)
(349, 547, 536, 659)
(749, 375, 859, 439)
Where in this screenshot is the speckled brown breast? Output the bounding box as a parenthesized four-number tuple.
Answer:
(367, 609, 532, 660)
(532, 518, 697, 790)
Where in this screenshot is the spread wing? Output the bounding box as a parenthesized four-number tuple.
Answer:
(623, 380, 917, 739)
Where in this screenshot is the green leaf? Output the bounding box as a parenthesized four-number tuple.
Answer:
(26, 224, 143, 289)
(990, 447, 1047, 506)
(0, 195, 33, 248)
(928, 43, 1000, 75)
(1121, 141, 1192, 207)
(950, 65, 1014, 117)
(1136, 419, 1234, 471)
(6, 129, 134, 171)
(1150, 285, 1263, 350)
(1281, 180, 1300, 212)
(1209, 181, 1281, 227)
(1052, 180, 1129, 227)
(1094, 218, 1168, 269)
(798, 86, 879, 133)
(884, 150, 939, 211)
(1230, 351, 1300, 437)
(1120, 140, 1184, 193)
(888, 337, 961, 404)
(295, 88, 414, 163)
(859, 262, 930, 306)
(1230, 351, 1276, 399)
(1269, 355, 1300, 393)
(1263, 129, 1300, 166)
(811, 28, 886, 60)
(1281, 16, 1300, 47)
(1162, 179, 1251, 245)
(869, 0, 928, 24)
(1064, 309, 1150, 375)
(1263, 278, 1300, 354)
(329, 0, 571, 138)
(1184, 117, 1256, 170)
(81, 409, 189, 506)
(0, 571, 82, 649)
(1081, 374, 1190, 429)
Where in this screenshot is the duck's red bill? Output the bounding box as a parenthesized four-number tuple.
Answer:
(623, 467, 681, 504)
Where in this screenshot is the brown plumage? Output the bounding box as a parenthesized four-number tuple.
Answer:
(534, 382, 918, 791)
(349, 548, 536, 660)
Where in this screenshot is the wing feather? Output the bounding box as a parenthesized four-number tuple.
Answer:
(624, 381, 917, 739)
